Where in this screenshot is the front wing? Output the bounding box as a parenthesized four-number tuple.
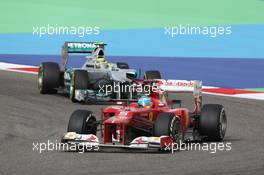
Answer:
(61, 132, 173, 151)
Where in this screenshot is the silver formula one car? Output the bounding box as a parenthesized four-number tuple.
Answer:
(38, 42, 161, 103)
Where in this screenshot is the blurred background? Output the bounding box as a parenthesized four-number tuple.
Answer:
(0, 0, 263, 90)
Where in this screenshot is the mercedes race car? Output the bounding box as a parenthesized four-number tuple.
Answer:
(61, 80, 227, 152)
(38, 42, 161, 102)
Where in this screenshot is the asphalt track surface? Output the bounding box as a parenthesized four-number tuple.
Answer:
(0, 70, 264, 175)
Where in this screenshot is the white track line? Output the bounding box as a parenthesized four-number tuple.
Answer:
(203, 92, 264, 100)
(0, 62, 38, 74)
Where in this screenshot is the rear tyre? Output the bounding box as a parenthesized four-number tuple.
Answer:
(70, 70, 89, 102)
(116, 62, 129, 69)
(67, 110, 97, 135)
(144, 70, 162, 80)
(154, 112, 182, 143)
(38, 62, 60, 94)
(199, 104, 227, 141)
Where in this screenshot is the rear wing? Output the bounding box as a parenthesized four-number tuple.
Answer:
(154, 79, 202, 113)
(155, 79, 202, 98)
(61, 42, 106, 69)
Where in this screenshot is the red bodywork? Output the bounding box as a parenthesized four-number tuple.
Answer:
(100, 93, 200, 145)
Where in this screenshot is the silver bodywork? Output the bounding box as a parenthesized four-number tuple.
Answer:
(64, 46, 138, 102)
(78, 47, 137, 83)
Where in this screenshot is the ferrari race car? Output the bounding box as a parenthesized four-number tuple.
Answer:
(38, 42, 160, 102)
(61, 80, 227, 152)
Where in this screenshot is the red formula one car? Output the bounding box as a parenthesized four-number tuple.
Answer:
(61, 80, 227, 151)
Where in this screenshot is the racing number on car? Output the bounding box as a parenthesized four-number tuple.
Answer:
(148, 112, 153, 121)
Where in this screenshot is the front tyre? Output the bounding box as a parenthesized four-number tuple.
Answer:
(199, 104, 227, 141)
(70, 70, 89, 102)
(67, 110, 97, 135)
(153, 112, 183, 143)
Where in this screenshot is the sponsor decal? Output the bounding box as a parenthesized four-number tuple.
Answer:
(157, 80, 195, 87)
(134, 137, 144, 144)
(67, 42, 97, 49)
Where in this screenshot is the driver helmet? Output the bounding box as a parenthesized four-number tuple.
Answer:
(96, 56, 109, 68)
(138, 96, 153, 108)
(97, 56, 107, 62)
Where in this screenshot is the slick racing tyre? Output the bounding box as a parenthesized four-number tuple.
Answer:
(144, 70, 162, 80)
(199, 104, 227, 141)
(38, 62, 60, 94)
(70, 70, 89, 102)
(116, 62, 129, 69)
(153, 112, 183, 143)
(67, 110, 97, 135)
